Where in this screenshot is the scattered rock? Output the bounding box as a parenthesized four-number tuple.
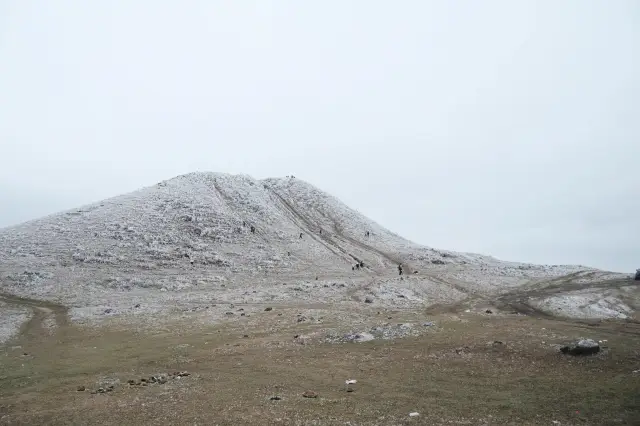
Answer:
(147, 374, 168, 384)
(270, 396, 282, 401)
(485, 309, 493, 314)
(422, 321, 435, 327)
(431, 259, 445, 265)
(297, 316, 307, 323)
(455, 346, 470, 355)
(76, 386, 85, 392)
(264, 307, 273, 311)
(134, 304, 140, 308)
(560, 339, 600, 356)
(364, 296, 374, 304)
(243, 334, 249, 338)
(225, 312, 234, 316)
(127, 380, 136, 385)
(240, 313, 246, 316)
(344, 332, 375, 343)
(104, 308, 113, 314)
(302, 390, 318, 398)
(345, 379, 357, 392)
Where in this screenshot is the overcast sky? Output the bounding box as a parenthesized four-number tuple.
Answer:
(1, 1, 638, 272)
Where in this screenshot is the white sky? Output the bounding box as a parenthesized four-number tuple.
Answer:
(1, 1, 638, 272)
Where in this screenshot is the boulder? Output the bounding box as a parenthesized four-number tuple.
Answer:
(560, 339, 600, 356)
(635, 269, 640, 281)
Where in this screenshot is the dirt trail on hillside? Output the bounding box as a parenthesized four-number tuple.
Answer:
(268, 189, 359, 265)
(268, 187, 480, 301)
(0, 292, 69, 342)
(269, 187, 403, 270)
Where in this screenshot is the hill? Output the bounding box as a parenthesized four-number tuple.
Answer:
(0, 172, 636, 333)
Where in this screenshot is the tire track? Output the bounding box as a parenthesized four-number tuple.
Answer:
(267, 189, 356, 265)
(0, 292, 69, 341)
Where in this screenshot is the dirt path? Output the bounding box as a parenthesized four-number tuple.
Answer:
(267, 188, 482, 303)
(0, 292, 69, 342)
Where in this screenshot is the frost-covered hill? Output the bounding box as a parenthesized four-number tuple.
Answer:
(0, 172, 634, 325)
(0, 173, 422, 284)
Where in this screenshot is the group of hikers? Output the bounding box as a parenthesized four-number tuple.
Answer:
(352, 261, 404, 276)
(239, 221, 408, 277)
(243, 222, 372, 241)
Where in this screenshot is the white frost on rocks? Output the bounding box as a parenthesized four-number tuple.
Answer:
(531, 293, 633, 319)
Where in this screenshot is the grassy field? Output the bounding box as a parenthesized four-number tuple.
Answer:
(1, 304, 639, 426)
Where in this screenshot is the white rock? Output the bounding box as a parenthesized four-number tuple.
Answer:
(577, 339, 599, 349)
(409, 412, 420, 417)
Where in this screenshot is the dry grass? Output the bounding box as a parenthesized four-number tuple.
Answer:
(1, 310, 639, 426)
